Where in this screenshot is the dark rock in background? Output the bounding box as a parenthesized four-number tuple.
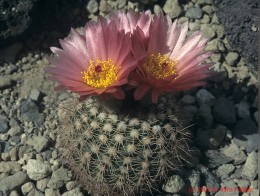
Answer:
(212, 0, 258, 75)
(0, 0, 53, 46)
(0, 0, 87, 47)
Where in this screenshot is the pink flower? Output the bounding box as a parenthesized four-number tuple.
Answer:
(129, 14, 213, 103)
(45, 15, 137, 101)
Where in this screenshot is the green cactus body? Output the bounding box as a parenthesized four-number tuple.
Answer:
(57, 96, 191, 195)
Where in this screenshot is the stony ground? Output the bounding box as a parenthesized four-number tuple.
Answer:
(0, 0, 258, 196)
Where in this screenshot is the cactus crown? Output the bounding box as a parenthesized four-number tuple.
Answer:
(57, 96, 191, 195)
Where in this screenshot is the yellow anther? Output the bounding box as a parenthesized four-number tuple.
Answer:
(81, 58, 118, 88)
(142, 53, 177, 79)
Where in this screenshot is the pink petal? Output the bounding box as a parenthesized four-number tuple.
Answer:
(112, 89, 125, 99)
(177, 52, 213, 74)
(131, 26, 148, 59)
(176, 32, 202, 60)
(59, 39, 88, 70)
(148, 15, 169, 54)
(134, 84, 151, 100)
(170, 21, 189, 59)
(66, 28, 88, 55)
(151, 90, 160, 104)
(167, 19, 179, 49)
(136, 10, 152, 36)
(85, 21, 107, 60)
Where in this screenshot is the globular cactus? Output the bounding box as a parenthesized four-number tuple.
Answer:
(57, 96, 191, 195)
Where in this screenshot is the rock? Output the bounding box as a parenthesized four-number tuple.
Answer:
(10, 136, 20, 146)
(197, 164, 220, 194)
(197, 0, 212, 5)
(117, 0, 126, 8)
(47, 168, 70, 189)
(66, 181, 77, 191)
(197, 125, 227, 149)
(9, 190, 20, 196)
(0, 171, 28, 194)
(235, 101, 250, 119)
(213, 98, 236, 125)
(28, 188, 44, 196)
(162, 175, 185, 193)
(62, 188, 84, 196)
(0, 141, 10, 153)
(242, 151, 258, 180)
(26, 136, 49, 152)
(196, 105, 213, 129)
(216, 164, 235, 179)
(205, 150, 233, 168)
(195, 89, 216, 106)
(233, 119, 258, 153)
(7, 126, 22, 136)
(181, 95, 195, 105)
(182, 170, 201, 195)
(201, 26, 216, 40)
(0, 77, 13, 90)
(163, 0, 182, 19)
(21, 182, 35, 195)
(205, 39, 225, 52)
(254, 111, 258, 123)
(99, 0, 112, 13)
(211, 24, 225, 39)
(253, 94, 258, 108)
(26, 159, 51, 180)
(20, 99, 44, 126)
(221, 143, 247, 165)
(183, 105, 198, 122)
(235, 179, 250, 189)
(45, 188, 60, 196)
(250, 189, 259, 196)
(9, 147, 18, 161)
(0, 161, 21, 173)
(36, 178, 49, 192)
(30, 89, 41, 101)
(185, 7, 203, 19)
(5, 64, 18, 74)
(154, 4, 163, 15)
(225, 52, 239, 66)
(216, 180, 238, 196)
(212, 0, 258, 73)
(0, 115, 8, 133)
(86, 0, 98, 14)
(189, 22, 200, 31)
(200, 15, 210, 24)
(202, 5, 215, 15)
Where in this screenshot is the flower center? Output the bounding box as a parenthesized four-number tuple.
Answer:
(81, 58, 118, 88)
(142, 53, 177, 79)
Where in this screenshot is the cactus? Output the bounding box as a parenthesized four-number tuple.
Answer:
(57, 95, 191, 195)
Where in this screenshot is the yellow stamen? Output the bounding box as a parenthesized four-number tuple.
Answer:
(81, 58, 118, 88)
(142, 53, 177, 79)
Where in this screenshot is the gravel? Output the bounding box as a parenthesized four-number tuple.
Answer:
(213, 97, 236, 125)
(25, 159, 52, 181)
(185, 7, 203, 19)
(195, 89, 216, 106)
(162, 175, 185, 193)
(241, 151, 258, 180)
(0, 171, 29, 194)
(221, 143, 247, 165)
(233, 118, 258, 153)
(163, 0, 182, 19)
